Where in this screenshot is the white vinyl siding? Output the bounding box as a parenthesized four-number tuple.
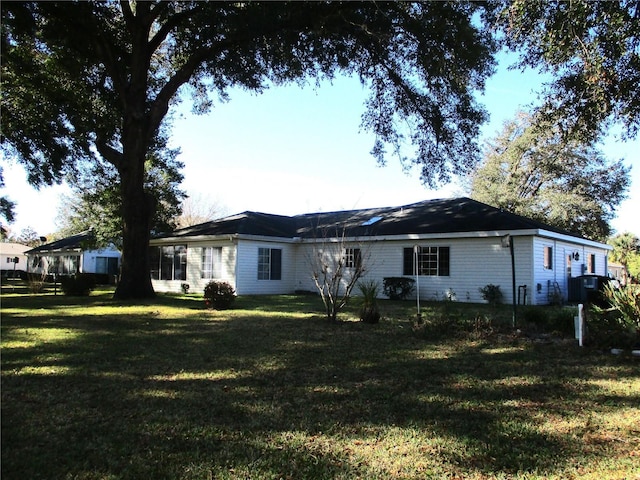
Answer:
(150, 232, 610, 304)
(295, 237, 534, 304)
(234, 240, 296, 295)
(532, 237, 609, 304)
(79, 248, 120, 275)
(150, 240, 235, 294)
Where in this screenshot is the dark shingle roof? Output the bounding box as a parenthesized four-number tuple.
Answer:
(26, 230, 94, 254)
(296, 197, 577, 238)
(159, 212, 297, 239)
(155, 197, 583, 241)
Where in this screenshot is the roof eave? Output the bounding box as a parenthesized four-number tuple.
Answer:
(298, 229, 610, 247)
(535, 229, 612, 250)
(149, 233, 297, 244)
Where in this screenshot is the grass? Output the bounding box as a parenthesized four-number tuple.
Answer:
(1, 284, 639, 479)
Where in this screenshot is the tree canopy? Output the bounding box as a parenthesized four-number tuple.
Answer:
(1, 1, 496, 298)
(609, 233, 640, 282)
(0, 167, 15, 225)
(2, 1, 638, 299)
(467, 112, 630, 241)
(56, 136, 185, 249)
(495, 0, 640, 142)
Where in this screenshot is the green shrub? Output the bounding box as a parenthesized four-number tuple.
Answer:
(587, 307, 637, 349)
(479, 284, 503, 306)
(602, 283, 640, 329)
(382, 277, 415, 300)
(358, 280, 381, 324)
(519, 306, 575, 335)
(203, 281, 236, 309)
(60, 274, 96, 296)
(588, 284, 640, 349)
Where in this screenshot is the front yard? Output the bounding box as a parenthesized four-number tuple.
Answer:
(1, 287, 639, 479)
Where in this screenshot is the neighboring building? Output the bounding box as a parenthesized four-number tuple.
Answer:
(26, 231, 121, 278)
(149, 197, 612, 305)
(607, 262, 627, 286)
(0, 242, 30, 278)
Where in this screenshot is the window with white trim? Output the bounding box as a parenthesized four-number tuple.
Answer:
(543, 246, 553, 270)
(202, 247, 222, 279)
(95, 256, 119, 275)
(344, 248, 362, 269)
(403, 246, 450, 276)
(149, 245, 187, 280)
(258, 248, 282, 280)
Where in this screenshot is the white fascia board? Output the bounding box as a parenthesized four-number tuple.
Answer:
(149, 234, 296, 245)
(150, 229, 610, 250)
(534, 229, 612, 250)
(33, 248, 83, 254)
(149, 234, 234, 245)
(299, 230, 540, 244)
(297, 229, 610, 249)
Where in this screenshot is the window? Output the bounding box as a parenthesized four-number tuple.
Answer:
(31, 255, 43, 269)
(96, 256, 119, 275)
(150, 245, 187, 280)
(543, 246, 553, 270)
(202, 247, 222, 279)
(258, 247, 281, 280)
(55, 255, 79, 274)
(150, 247, 160, 279)
(344, 248, 362, 269)
(588, 253, 596, 274)
(403, 246, 450, 276)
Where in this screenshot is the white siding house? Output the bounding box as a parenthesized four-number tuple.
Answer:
(26, 231, 121, 278)
(150, 198, 612, 305)
(0, 242, 30, 278)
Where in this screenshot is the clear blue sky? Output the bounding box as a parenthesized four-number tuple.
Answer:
(2, 52, 639, 238)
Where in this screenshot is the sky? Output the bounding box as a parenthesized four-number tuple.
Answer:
(2, 52, 639, 239)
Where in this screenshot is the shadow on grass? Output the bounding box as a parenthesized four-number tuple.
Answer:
(2, 293, 638, 479)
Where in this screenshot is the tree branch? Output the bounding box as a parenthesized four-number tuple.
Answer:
(95, 134, 123, 170)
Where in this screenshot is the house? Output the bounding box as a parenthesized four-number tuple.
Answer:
(607, 262, 628, 286)
(0, 242, 30, 278)
(149, 197, 612, 305)
(26, 230, 121, 279)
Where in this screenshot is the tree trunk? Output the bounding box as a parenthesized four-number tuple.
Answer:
(113, 139, 156, 300)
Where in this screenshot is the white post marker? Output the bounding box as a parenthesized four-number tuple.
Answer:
(574, 303, 584, 347)
(414, 245, 421, 321)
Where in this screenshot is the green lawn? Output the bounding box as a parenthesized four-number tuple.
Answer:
(1, 286, 639, 479)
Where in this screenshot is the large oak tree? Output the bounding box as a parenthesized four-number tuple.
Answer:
(1, 2, 496, 298)
(467, 112, 630, 241)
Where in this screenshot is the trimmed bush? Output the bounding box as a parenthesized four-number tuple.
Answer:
(382, 277, 415, 300)
(203, 281, 236, 309)
(60, 274, 96, 296)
